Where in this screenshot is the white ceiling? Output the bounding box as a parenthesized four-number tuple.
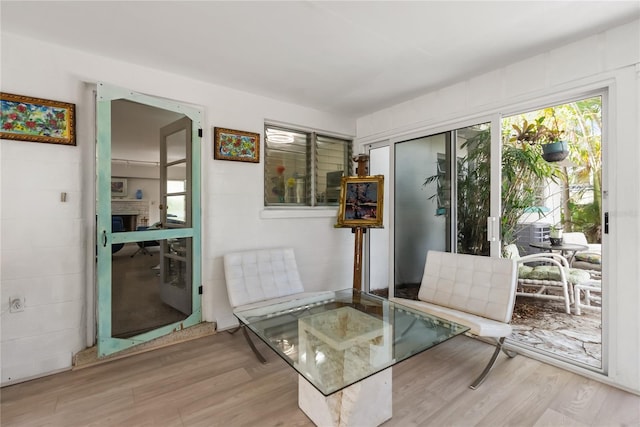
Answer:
(2, 1, 639, 117)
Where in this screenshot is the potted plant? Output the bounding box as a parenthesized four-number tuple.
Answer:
(510, 114, 569, 162)
(549, 224, 564, 246)
(540, 113, 570, 162)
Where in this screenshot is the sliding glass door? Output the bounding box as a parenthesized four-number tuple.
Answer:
(368, 95, 605, 372)
(502, 96, 604, 370)
(393, 122, 491, 298)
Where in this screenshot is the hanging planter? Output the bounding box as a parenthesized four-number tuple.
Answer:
(542, 140, 569, 162)
(510, 113, 570, 163)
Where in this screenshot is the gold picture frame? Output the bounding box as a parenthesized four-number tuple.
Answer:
(0, 92, 76, 146)
(213, 127, 260, 163)
(336, 175, 384, 228)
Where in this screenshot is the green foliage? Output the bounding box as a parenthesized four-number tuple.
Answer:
(422, 128, 492, 255)
(568, 200, 601, 242)
(500, 139, 556, 244)
(456, 128, 491, 255)
(510, 116, 547, 144)
(421, 97, 602, 252)
(510, 111, 564, 145)
(502, 98, 602, 242)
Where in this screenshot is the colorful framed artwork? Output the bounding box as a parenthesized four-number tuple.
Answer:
(213, 127, 260, 163)
(111, 178, 127, 198)
(336, 175, 384, 228)
(0, 92, 76, 146)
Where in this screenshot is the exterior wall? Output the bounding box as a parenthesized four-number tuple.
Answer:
(355, 20, 640, 393)
(0, 33, 355, 384)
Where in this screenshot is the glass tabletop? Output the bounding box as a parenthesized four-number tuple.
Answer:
(529, 241, 589, 251)
(234, 289, 469, 396)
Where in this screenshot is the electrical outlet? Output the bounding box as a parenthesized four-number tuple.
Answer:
(9, 296, 25, 313)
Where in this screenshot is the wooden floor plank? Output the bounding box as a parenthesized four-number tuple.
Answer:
(1, 332, 639, 427)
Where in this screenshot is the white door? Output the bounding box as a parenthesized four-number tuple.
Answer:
(159, 117, 193, 315)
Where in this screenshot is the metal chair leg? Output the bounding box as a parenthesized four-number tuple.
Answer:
(227, 325, 241, 335)
(241, 326, 267, 364)
(502, 346, 518, 359)
(227, 323, 267, 363)
(397, 317, 418, 340)
(469, 337, 514, 389)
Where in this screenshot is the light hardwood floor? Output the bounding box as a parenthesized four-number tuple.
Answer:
(1, 332, 639, 426)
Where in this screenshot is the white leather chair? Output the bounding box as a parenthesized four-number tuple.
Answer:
(223, 247, 331, 362)
(391, 250, 519, 389)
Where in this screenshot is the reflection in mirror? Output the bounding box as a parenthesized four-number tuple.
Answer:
(160, 237, 192, 316)
(166, 128, 187, 163)
(109, 99, 189, 338)
(167, 194, 186, 223)
(111, 239, 188, 338)
(167, 163, 187, 182)
(111, 99, 185, 226)
(166, 165, 187, 224)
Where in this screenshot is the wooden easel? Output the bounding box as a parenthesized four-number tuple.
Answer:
(352, 154, 369, 290)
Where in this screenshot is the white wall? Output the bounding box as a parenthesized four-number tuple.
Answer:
(356, 20, 640, 394)
(120, 178, 160, 225)
(367, 146, 390, 293)
(0, 33, 356, 384)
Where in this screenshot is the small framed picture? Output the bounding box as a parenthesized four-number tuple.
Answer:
(111, 178, 127, 198)
(336, 175, 384, 228)
(213, 127, 260, 163)
(0, 92, 76, 146)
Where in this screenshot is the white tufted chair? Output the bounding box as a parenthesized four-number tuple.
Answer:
(391, 250, 518, 389)
(223, 247, 331, 362)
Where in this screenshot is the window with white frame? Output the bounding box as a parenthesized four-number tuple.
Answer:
(166, 180, 186, 222)
(264, 124, 352, 206)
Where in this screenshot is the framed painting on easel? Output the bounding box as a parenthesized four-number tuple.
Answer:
(335, 175, 384, 228)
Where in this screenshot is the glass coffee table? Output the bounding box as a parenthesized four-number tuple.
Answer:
(234, 289, 469, 426)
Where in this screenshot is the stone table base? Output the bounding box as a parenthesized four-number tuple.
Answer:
(298, 367, 392, 427)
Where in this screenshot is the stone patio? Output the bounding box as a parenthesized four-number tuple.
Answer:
(374, 285, 602, 369)
(511, 296, 602, 368)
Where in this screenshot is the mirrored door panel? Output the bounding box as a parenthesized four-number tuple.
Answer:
(393, 122, 490, 299)
(394, 133, 450, 295)
(455, 123, 491, 256)
(159, 117, 192, 315)
(111, 239, 188, 338)
(97, 83, 201, 357)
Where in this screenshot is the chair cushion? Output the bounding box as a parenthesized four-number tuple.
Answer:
(418, 251, 517, 324)
(224, 248, 305, 308)
(575, 252, 601, 265)
(390, 297, 512, 337)
(573, 260, 602, 272)
(518, 265, 590, 284)
(566, 268, 591, 284)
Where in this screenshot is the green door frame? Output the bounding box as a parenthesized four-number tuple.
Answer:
(96, 83, 202, 357)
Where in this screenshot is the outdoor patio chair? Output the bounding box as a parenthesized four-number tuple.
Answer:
(504, 244, 591, 314)
(562, 232, 602, 278)
(574, 280, 602, 315)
